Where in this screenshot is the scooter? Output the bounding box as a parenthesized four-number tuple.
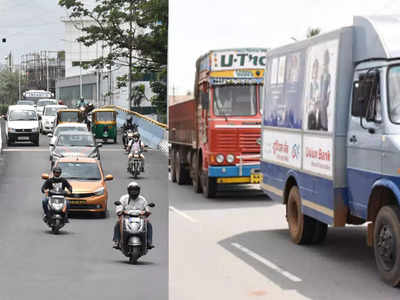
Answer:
(114, 200, 155, 264)
(128, 150, 143, 179)
(45, 188, 68, 234)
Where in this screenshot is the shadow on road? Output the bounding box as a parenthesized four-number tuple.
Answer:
(219, 227, 399, 299)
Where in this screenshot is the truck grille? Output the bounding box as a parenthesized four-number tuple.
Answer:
(215, 132, 237, 152)
(16, 129, 32, 133)
(239, 132, 260, 153)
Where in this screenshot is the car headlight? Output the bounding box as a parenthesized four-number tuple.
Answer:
(216, 154, 224, 163)
(8, 128, 16, 133)
(226, 154, 235, 163)
(94, 187, 105, 196)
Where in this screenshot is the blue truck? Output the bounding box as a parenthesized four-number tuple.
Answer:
(261, 15, 400, 286)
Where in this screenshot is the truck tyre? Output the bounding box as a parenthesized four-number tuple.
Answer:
(192, 153, 202, 193)
(286, 186, 315, 244)
(201, 170, 216, 198)
(175, 151, 186, 185)
(311, 221, 328, 244)
(374, 205, 400, 287)
(170, 150, 177, 182)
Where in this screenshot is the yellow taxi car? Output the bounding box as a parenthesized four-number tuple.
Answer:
(42, 157, 113, 217)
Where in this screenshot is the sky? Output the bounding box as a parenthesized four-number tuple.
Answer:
(0, 0, 67, 64)
(168, 0, 400, 96)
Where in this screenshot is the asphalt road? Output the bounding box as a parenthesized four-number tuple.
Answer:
(0, 129, 168, 300)
(169, 179, 400, 299)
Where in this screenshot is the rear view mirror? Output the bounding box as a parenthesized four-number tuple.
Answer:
(96, 143, 103, 148)
(41, 173, 49, 180)
(105, 174, 113, 181)
(114, 200, 121, 206)
(148, 203, 156, 208)
(47, 133, 53, 138)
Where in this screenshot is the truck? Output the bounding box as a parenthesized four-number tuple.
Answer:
(169, 48, 267, 198)
(260, 15, 400, 286)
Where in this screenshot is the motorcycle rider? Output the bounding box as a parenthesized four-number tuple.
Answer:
(113, 182, 154, 249)
(77, 97, 86, 108)
(41, 166, 73, 223)
(128, 132, 145, 172)
(122, 117, 135, 146)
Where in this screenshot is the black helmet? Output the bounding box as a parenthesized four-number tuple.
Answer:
(127, 181, 140, 199)
(53, 166, 62, 177)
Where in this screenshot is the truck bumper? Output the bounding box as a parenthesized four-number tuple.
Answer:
(208, 164, 261, 184)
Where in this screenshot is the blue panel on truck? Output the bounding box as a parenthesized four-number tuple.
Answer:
(208, 164, 259, 177)
(347, 168, 400, 219)
(261, 161, 335, 224)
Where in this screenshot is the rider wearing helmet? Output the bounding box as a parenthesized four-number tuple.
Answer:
(128, 132, 145, 172)
(41, 166, 73, 223)
(112, 182, 154, 249)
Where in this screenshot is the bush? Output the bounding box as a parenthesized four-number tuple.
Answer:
(0, 104, 8, 115)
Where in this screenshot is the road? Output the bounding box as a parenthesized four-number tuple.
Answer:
(0, 128, 168, 300)
(169, 180, 400, 299)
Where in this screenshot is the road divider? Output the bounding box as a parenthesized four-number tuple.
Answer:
(169, 206, 198, 223)
(231, 242, 302, 282)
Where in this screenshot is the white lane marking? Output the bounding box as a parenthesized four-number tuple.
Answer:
(231, 242, 302, 282)
(169, 206, 198, 223)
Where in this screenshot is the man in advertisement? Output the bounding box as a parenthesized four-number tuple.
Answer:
(318, 50, 331, 131)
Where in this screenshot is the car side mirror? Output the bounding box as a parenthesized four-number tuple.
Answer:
(105, 174, 113, 181)
(41, 173, 49, 180)
(3, 115, 7, 120)
(96, 143, 103, 148)
(148, 203, 156, 208)
(49, 143, 54, 147)
(114, 200, 121, 206)
(47, 133, 53, 138)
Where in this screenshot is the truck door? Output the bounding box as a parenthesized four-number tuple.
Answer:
(347, 70, 383, 219)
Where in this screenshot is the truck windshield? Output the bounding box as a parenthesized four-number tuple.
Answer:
(213, 85, 257, 116)
(388, 65, 400, 123)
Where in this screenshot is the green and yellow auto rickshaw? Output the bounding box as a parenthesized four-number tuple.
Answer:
(91, 108, 117, 143)
(56, 109, 83, 126)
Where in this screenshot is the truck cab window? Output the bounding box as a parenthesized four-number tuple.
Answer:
(388, 66, 400, 123)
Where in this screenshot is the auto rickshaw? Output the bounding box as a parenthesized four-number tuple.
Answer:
(56, 109, 83, 126)
(91, 108, 117, 143)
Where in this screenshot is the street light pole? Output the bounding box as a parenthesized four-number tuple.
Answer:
(79, 42, 82, 98)
(46, 51, 49, 92)
(18, 56, 21, 99)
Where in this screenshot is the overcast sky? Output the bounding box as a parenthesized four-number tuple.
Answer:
(168, 0, 400, 95)
(0, 0, 67, 64)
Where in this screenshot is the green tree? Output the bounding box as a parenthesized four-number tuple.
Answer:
(307, 27, 321, 38)
(58, 0, 167, 119)
(0, 69, 27, 106)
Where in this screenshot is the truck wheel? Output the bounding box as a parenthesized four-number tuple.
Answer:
(311, 221, 328, 244)
(201, 170, 216, 198)
(286, 186, 315, 244)
(170, 150, 177, 182)
(374, 205, 400, 287)
(192, 154, 202, 193)
(175, 151, 185, 185)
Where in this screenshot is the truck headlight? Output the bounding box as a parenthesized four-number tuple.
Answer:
(226, 154, 235, 163)
(32, 127, 39, 132)
(216, 154, 224, 163)
(94, 187, 104, 196)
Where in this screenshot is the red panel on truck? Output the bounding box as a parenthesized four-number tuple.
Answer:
(169, 99, 197, 146)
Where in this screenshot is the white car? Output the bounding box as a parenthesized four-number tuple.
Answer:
(48, 122, 89, 151)
(36, 99, 58, 117)
(40, 104, 67, 134)
(5, 105, 40, 146)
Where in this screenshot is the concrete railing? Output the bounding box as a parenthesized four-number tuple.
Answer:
(0, 121, 3, 154)
(103, 105, 168, 154)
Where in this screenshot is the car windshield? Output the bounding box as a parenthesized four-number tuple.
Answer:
(54, 126, 87, 136)
(57, 134, 94, 146)
(44, 107, 60, 116)
(17, 100, 34, 105)
(57, 162, 101, 180)
(96, 111, 114, 121)
(38, 100, 56, 107)
(213, 85, 258, 116)
(9, 110, 37, 121)
(59, 112, 79, 122)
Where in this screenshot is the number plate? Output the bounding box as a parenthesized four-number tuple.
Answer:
(69, 200, 86, 204)
(250, 169, 262, 184)
(18, 136, 30, 140)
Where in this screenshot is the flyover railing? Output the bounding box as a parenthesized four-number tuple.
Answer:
(102, 105, 168, 153)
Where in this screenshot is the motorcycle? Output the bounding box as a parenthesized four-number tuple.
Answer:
(45, 188, 69, 234)
(114, 200, 155, 264)
(128, 150, 143, 178)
